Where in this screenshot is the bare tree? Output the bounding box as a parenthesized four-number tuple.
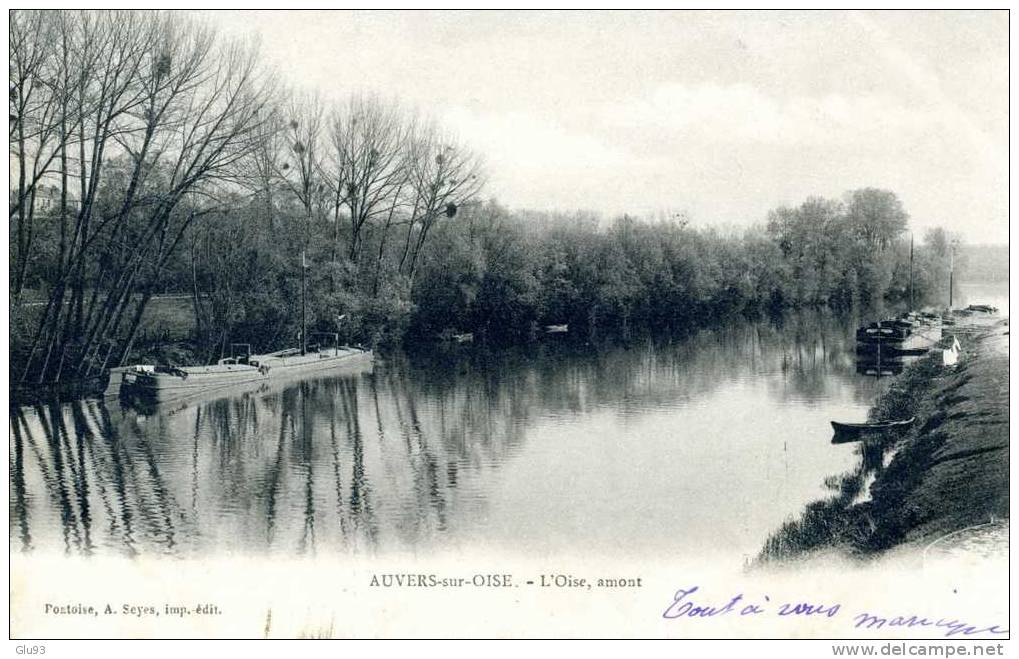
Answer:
(10, 10, 488, 389)
(14, 10, 277, 383)
(14, 10, 154, 380)
(327, 94, 409, 263)
(247, 106, 286, 236)
(399, 122, 484, 279)
(9, 11, 87, 317)
(275, 92, 324, 248)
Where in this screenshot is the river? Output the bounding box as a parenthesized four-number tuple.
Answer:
(14, 305, 937, 568)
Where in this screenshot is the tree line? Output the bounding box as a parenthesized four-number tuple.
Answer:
(10, 10, 958, 391)
(409, 193, 957, 344)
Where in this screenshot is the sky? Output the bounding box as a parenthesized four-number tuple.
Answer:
(205, 10, 1009, 244)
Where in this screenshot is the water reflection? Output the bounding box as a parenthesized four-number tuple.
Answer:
(11, 309, 890, 561)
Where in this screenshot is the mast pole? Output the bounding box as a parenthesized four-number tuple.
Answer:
(949, 246, 954, 309)
(877, 334, 881, 380)
(301, 250, 308, 355)
(908, 233, 914, 311)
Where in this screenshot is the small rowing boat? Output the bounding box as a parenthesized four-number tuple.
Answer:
(830, 416, 915, 443)
(438, 329, 475, 343)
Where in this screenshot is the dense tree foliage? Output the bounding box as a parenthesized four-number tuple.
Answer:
(409, 196, 950, 343)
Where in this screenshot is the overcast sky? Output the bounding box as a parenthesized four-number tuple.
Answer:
(205, 10, 1008, 244)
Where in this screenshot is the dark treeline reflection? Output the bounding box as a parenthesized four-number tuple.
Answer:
(10, 309, 885, 559)
(404, 307, 882, 413)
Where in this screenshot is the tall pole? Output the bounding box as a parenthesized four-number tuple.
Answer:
(876, 336, 882, 380)
(908, 233, 914, 311)
(301, 250, 308, 355)
(948, 246, 954, 309)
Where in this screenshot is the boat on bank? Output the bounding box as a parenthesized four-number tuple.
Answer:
(856, 326, 909, 342)
(108, 344, 373, 404)
(438, 328, 475, 344)
(855, 362, 904, 377)
(856, 333, 906, 345)
(830, 417, 915, 443)
(108, 253, 376, 404)
(109, 361, 265, 403)
(855, 343, 929, 358)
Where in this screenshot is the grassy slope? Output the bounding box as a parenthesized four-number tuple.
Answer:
(760, 316, 1009, 561)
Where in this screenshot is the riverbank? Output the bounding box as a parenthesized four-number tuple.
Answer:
(760, 312, 1009, 561)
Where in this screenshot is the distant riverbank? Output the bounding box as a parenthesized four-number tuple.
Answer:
(760, 312, 1009, 561)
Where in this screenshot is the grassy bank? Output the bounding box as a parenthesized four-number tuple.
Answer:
(760, 314, 1010, 562)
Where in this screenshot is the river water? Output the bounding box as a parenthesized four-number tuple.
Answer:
(13, 307, 928, 566)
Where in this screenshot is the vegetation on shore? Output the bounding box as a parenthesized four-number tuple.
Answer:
(11, 10, 962, 396)
(758, 318, 1009, 562)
